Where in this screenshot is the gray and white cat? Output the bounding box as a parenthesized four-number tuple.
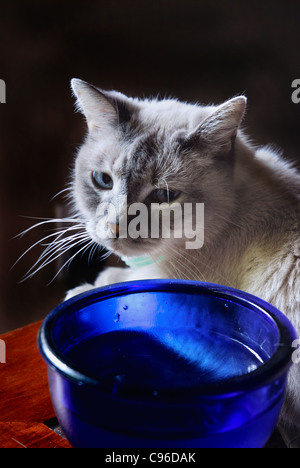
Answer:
(66, 78, 300, 446)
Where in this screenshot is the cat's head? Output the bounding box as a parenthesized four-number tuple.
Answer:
(71, 79, 246, 260)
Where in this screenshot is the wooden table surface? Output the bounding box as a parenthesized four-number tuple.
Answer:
(0, 320, 71, 448)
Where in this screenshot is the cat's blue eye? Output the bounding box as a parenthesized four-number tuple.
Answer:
(91, 171, 113, 190)
(149, 189, 181, 203)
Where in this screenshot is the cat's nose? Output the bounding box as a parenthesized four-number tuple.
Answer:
(107, 222, 120, 237)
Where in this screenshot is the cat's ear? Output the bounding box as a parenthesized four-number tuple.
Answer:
(194, 96, 247, 153)
(71, 78, 128, 132)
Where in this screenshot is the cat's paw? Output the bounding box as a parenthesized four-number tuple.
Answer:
(64, 267, 127, 301)
(93, 266, 129, 287)
(65, 283, 95, 301)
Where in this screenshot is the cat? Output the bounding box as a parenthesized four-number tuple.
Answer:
(64, 78, 300, 446)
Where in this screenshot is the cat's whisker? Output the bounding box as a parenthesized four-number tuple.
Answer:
(50, 184, 73, 202)
(41, 229, 87, 249)
(12, 224, 85, 270)
(46, 239, 96, 286)
(19, 219, 89, 279)
(12, 227, 82, 270)
(86, 240, 104, 265)
(21, 235, 91, 282)
(12, 231, 63, 271)
(88, 243, 98, 264)
(38, 231, 90, 263)
(183, 248, 229, 284)
(162, 243, 228, 284)
(162, 177, 170, 202)
(164, 255, 183, 279)
(162, 245, 198, 281)
(174, 256, 199, 281)
(14, 216, 84, 239)
(170, 247, 206, 281)
(34, 232, 89, 271)
(98, 249, 113, 262)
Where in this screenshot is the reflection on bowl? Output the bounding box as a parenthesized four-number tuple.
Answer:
(38, 280, 297, 448)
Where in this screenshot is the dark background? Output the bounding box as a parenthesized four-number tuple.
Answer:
(1, 0, 300, 332)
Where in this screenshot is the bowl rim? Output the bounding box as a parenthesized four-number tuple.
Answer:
(38, 279, 298, 397)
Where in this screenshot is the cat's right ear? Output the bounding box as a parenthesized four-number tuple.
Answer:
(71, 78, 118, 132)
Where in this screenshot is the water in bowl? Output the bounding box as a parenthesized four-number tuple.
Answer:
(65, 327, 265, 397)
(58, 326, 283, 448)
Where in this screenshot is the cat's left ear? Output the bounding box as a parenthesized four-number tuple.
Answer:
(195, 96, 247, 153)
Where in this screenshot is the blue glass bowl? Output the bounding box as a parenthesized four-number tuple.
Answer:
(38, 280, 297, 448)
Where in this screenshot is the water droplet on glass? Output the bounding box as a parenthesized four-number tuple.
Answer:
(115, 374, 124, 382)
(224, 303, 228, 308)
(114, 312, 120, 322)
(123, 305, 128, 310)
(112, 375, 124, 396)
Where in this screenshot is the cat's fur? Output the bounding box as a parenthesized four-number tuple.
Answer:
(67, 78, 300, 446)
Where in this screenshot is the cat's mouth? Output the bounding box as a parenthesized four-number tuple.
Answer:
(104, 236, 158, 258)
(86, 216, 160, 257)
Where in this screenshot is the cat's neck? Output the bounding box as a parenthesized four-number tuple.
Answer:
(231, 138, 297, 223)
(212, 139, 298, 242)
